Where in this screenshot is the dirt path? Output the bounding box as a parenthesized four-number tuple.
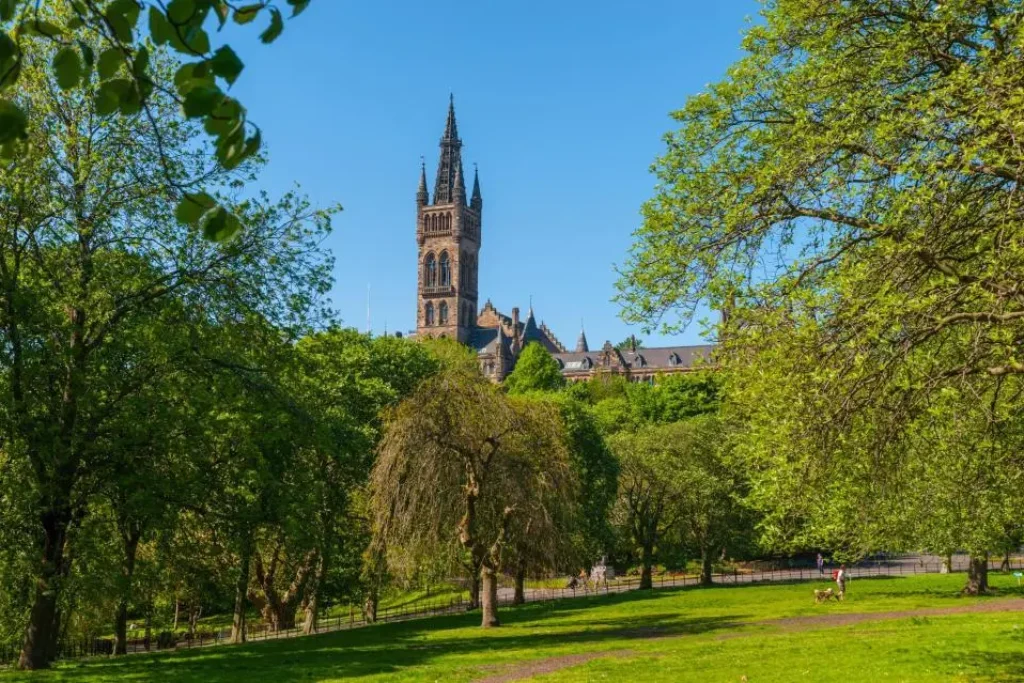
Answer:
(473, 650, 635, 683)
(473, 598, 1024, 681)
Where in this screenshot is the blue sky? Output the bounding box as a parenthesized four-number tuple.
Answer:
(229, 0, 760, 347)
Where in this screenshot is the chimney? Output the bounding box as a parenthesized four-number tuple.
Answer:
(511, 307, 520, 332)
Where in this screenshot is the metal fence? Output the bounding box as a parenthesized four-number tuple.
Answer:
(3, 552, 1021, 667)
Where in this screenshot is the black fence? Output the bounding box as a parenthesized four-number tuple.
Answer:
(2, 553, 1021, 667)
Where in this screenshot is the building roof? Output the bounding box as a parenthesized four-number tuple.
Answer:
(552, 343, 714, 374)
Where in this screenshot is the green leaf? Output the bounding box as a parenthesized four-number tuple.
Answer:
(18, 19, 63, 38)
(176, 191, 216, 225)
(0, 99, 27, 144)
(132, 45, 149, 79)
(182, 85, 223, 118)
(52, 47, 81, 91)
(215, 127, 246, 169)
(94, 80, 122, 116)
(173, 61, 214, 95)
(105, 0, 140, 42)
(233, 4, 262, 25)
(260, 7, 283, 44)
(149, 7, 174, 46)
(95, 78, 138, 116)
(166, 0, 196, 24)
(0, 0, 16, 23)
(98, 48, 122, 80)
(201, 206, 242, 242)
(203, 96, 243, 136)
(287, 0, 311, 17)
(243, 129, 261, 159)
(209, 45, 243, 85)
(213, 1, 229, 27)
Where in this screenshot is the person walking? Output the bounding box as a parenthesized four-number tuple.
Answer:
(836, 564, 847, 600)
(816, 553, 824, 576)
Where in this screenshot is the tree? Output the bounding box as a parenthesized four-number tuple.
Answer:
(0, 2, 317, 240)
(0, 37, 334, 668)
(609, 425, 688, 590)
(371, 342, 576, 628)
(504, 342, 565, 394)
(616, 0, 1024, 590)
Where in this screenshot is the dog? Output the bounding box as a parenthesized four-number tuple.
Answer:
(814, 587, 839, 603)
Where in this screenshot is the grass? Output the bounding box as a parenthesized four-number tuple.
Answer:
(6, 573, 1024, 682)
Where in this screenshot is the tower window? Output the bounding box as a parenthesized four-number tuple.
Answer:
(425, 252, 437, 287)
(425, 302, 434, 326)
(440, 251, 451, 287)
(439, 301, 449, 325)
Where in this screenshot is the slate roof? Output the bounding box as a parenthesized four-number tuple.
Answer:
(552, 344, 714, 373)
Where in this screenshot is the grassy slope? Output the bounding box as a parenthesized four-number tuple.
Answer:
(6, 574, 1023, 682)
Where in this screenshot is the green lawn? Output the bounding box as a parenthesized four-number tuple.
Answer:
(7, 574, 1024, 682)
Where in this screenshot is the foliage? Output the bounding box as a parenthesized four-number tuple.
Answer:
(0, 1, 317, 240)
(371, 340, 577, 627)
(503, 342, 565, 395)
(616, 0, 1024, 576)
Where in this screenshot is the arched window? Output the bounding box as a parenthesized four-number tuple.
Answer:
(439, 251, 451, 287)
(439, 301, 448, 325)
(424, 253, 437, 287)
(425, 302, 434, 326)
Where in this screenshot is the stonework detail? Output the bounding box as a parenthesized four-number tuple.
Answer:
(414, 98, 714, 381)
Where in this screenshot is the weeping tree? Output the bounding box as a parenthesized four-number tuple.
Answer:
(371, 342, 576, 628)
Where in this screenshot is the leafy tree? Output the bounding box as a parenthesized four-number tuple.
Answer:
(504, 341, 565, 394)
(0, 37, 333, 668)
(616, 0, 1024, 590)
(371, 342, 576, 628)
(0, 2, 316, 239)
(608, 425, 689, 589)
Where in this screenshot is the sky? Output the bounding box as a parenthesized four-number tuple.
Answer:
(228, 0, 760, 348)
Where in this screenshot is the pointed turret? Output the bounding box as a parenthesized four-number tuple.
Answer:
(575, 325, 589, 353)
(471, 164, 482, 211)
(522, 306, 542, 345)
(416, 160, 429, 206)
(433, 95, 463, 204)
(453, 159, 466, 204)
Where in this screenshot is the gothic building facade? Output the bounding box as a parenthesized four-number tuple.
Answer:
(414, 98, 713, 381)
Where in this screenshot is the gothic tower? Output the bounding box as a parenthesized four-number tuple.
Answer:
(416, 96, 482, 343)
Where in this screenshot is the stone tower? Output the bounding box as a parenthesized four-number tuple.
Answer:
(416, 96, 482, 343)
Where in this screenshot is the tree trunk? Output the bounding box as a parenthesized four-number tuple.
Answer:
(113, 528, 141, 655)
(1001, 551, 1011, 572)
(144, 598, 152, 651)
(172, 597, 180, 631)
(363, 593, 378, 624)
(302, 555, 325, 635)
(700, 547, 714, 587)
(19, 507, 72, 670)
(941, 555, 953, 574)
(964, 554, 989, 595)
(639, 544, 654, 590)
(469, 573, 481, 610)
(230, 537, 252, 644)
(480, 566, 500, 628)
(513, 563, 526, 606)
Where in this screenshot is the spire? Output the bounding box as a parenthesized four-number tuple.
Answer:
(417, 158, 429, 206)
(471, 163, 482, 211)
(433, 95, 463, 204)
(576, 324, 589, 353)
(522, 306, 541, 344)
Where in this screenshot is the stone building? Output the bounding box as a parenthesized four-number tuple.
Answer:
(414, 97, 713, 381)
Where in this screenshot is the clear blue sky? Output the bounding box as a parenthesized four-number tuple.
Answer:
(229, 1, 759, 347)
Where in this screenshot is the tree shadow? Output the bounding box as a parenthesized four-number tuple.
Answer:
(940, 651, 1024, 680)
(41, 606, 747, 682)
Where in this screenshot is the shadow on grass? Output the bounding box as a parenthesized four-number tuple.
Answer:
(941, 651, 1024, 680)
(38, 601, 746, 682)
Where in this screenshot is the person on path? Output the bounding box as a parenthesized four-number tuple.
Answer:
(816, 553, 824, 575)
(836, 564, 847, 600)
